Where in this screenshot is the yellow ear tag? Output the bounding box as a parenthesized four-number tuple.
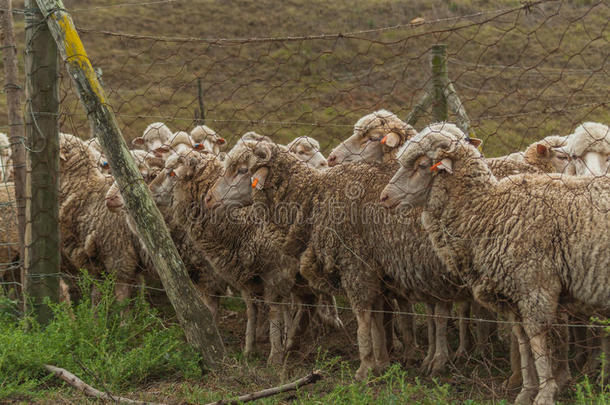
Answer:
(380, 135, 387, 145)
(251, 177, 259, 189)
(430, 161, 443, 172)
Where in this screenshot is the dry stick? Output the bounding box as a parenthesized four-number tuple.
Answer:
(44, 364, 167, 405)
(205, 370, 323, 405)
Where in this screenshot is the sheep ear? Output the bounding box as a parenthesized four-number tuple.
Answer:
(536, 143, 549, 157)
(467, 137, 483, 148)
(132, 137, 145, 146)
(431, 158, 453, 174)
(147, 157, 165, 168)
(251, 167, 269, 190)
(381, 132, 401, 148)
(60, 149, 67, 161)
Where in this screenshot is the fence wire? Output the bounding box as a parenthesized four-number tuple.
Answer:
(0, 0, 609, 402)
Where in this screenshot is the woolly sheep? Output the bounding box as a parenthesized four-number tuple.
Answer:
(380, 124, 610, 404)
(206, 138, 473, 379)
(0, 183, 20, 289)
(0, 133, 12, 181)
(84, 137, 111, 174)
(104, 150, 226, 321)
(559, 122, 610, 176)
(58, 133, 143, 301)
(131, 122, 173, 154)
(327, 110, 416, 166)
(149, 150, 341, 364)
(190, 125, 226, 156)
(286, 136, 328, 170)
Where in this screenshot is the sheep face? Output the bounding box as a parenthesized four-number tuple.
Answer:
(132, 122, 173, 157)
(205, 141, 273, 211)
(287, 136, 328, 170)
(327, 110, 414, 166)
(0, 133, 12, 181)
(559, 122, 610, 176)
(380, 124, 480, 209)
(190, 125, 226, 155)
(149, 153, 199, 207)
(105, 182, 124, 212)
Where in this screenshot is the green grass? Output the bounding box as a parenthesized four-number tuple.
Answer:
(0, 272, 202, 401)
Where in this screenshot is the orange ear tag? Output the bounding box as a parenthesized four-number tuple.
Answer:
(430, 161, 443, 172)
(169, 170, 176, 177)
(380, 135, 387, 145)
(251, 177, 259, 188)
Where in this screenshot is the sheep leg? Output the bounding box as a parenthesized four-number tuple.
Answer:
(504, 329, 523, 391)
(242, 291, 257, 358)
(372, 296, 390, 373)
(420, 303, 436, 373)
(383, 299, 400, 355)
(454, 301, 472, 361)
(255, 302, 269, 343)
(282, 303, 293, 340)
(285, 300, 311, 354)
(473, 301, 495, 354)
(201, 294, 220, 324)
(512, 323, 538, 405)
(395, 298, 419, 363)
(553, 312, 571, 390)
(570, 314, 588, 370)
(527, 325, 558, 405)
(354, 308, 375, 381)
(267, 302, 284, 365)
(114, 282, 131, 302)
(429, 302, 450, 376)
(601, 336, 609, 385)
(582, 333, 602, 376)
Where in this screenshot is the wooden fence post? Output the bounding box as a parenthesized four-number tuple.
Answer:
(23, 0, 60, 323)
(430, 44, 448, 123)
(0, 0, 27, 301)
(33, 0, 225, 366)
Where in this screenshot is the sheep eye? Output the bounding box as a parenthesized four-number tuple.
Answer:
(237, 167, 248, 175)
(556, 154, 568, 161)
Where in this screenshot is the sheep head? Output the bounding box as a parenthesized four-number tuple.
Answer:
(524, 135, 573, 174)
(558, 122, 610, 176)
(286, 136, 328, 170)
(205, 137, 277, 211)
(327, 109, 416, 166)
(132, 122, 173, 155)
(380, 122, 482, 209)
(190, 125, 226, 155)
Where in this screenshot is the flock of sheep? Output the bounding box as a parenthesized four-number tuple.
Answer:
(0, 112, 608, 404)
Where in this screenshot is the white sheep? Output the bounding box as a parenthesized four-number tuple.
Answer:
(190, 125, 226, 155)
(559, 122, 610, 176)
(286, 136, 328, 170)
(381, 123, 610, 404)
(0, 133, 13, 181)
(327, 110, 416, 166)
(131, 122, 173, 154)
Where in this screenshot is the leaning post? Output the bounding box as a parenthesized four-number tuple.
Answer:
(430, 44, 448, 123)
(33, 0, 225, 366)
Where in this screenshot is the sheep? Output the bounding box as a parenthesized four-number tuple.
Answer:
(380, 123, 610, 404)
(104, 151, 226, 321)
(58, 133, 143, 301)
(84, 137, 111, 174)
(205, 138, 474, 380)
(0, 183, 20, 294)
(190, 125, 226, 156)
(148, 149, 341, 364)
(131, 122, 173, 154)
(286, 136, 328, 170)
(0, 133, 13, 181)
(327, 110, 417, 166)
(559, 122, 610, 176)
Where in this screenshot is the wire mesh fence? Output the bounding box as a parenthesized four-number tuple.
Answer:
(0, 0, 608, 402)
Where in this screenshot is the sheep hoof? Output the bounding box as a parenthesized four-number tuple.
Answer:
(355, 365, 372, 381)
(514, 387, 537, 405)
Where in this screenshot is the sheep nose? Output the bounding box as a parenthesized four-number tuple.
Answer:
(204, 191, 215, 209)
(319, 161, 328, 169)
(380, 193, 389, 203)
(327, 154, 337, 167)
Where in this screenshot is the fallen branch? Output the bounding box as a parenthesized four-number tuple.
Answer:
(206, 370, 323, 405)
(44, 364, 166, 405)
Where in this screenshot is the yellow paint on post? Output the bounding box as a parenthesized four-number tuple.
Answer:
(53, 13, 106, 104)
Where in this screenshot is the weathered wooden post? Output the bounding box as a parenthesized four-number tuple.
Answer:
(33, 0, 225, 366)
(23, 0, 60, 323)
(430, 44, 448, 123)
(0, 0, 27, 300)
(195, 77, 205, 125)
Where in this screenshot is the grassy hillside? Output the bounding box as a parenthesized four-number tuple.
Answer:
(2, 0, 609, 157)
